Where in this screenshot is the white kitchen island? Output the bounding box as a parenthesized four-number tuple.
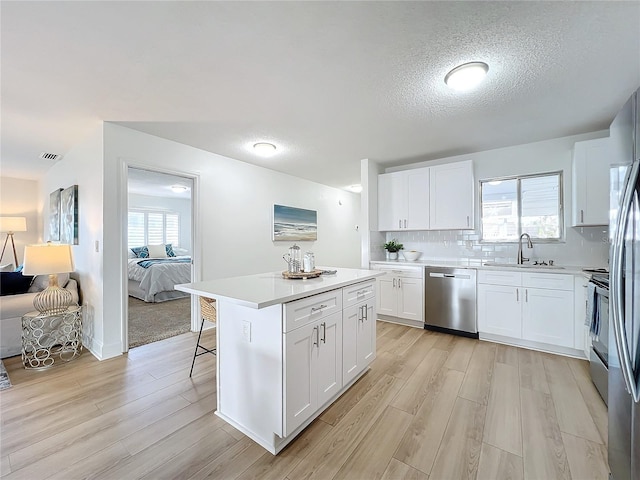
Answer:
(175, 267, 383, 454)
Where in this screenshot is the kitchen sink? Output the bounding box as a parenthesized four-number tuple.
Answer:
(483, 261, 565, 269)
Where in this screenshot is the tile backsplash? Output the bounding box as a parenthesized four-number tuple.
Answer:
(372, 226, 609, 268)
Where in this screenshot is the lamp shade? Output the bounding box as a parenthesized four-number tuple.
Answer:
(22, 244, 74, 275)
(0, 217, 27, 233)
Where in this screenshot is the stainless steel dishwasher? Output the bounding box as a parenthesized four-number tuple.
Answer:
(424, 266, 478, 338)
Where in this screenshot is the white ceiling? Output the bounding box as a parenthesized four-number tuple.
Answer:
(2, 1, 639, 190)
(127, 168, 192, 199)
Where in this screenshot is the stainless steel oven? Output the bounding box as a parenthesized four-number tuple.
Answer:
(589, 274, 609, 405)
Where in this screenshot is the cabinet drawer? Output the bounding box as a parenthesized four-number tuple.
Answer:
(522, 272, 574, 291)
(284, 289, 342, 332)
(478, 270, 521, 286)
(372, 264, 423, 279)
(343, 280, 376, 308)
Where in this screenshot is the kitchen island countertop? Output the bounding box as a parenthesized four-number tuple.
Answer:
(175, 267, 383, 309)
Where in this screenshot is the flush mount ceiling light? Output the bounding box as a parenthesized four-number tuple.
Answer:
(346, 184, 363, 193)
(253, 142, 277, 156)
(444, 62, 489, 91)
(170, 185, 188, 193)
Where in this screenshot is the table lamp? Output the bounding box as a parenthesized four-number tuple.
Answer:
(22, 243, 75, 314)
(0, 216, 27, 267)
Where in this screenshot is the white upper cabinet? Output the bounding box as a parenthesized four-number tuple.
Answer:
(429, 160, 474, 230)
(572, 137, 610, 226)
(378, 168, 429, 231)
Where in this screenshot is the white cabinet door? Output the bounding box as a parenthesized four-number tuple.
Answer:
(284, 322, 316, 436)
(572, 137, 610, 226)
(522, 287, 574, 348)
(406, 169, 430, 230)
(377, 276, 397, 316)
(343, 302, 376, 386)
(429, 160, 474, 230)
(316, 311, 342, 407)
(378, 172, 407, 231)
(477, 283, 522, 338)
(397, 276, 424, 321)
(358, 302, 376, 367)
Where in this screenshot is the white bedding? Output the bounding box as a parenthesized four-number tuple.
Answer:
(127, 256, 192, 302)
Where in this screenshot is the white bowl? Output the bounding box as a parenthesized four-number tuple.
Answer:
(402, 250, 422, 261)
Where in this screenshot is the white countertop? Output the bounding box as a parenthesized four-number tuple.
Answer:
(175, 267, 384, 309)
(370, 259, 607, 276)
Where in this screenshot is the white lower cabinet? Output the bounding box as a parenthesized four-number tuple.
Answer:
(343, 301, 375, 385)
(373, 265, 423, 322)
(477, 270, 575, 350)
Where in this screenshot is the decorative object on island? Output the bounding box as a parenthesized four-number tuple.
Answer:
(273, 204, 317, 241)
(49, 188, 62, 241)
(283, 243, 302, 273)
(60, 185, 79, 245)
(22, 243, 75, 314)
(384, 239, 404, 260)
(0, 216, 27, 267)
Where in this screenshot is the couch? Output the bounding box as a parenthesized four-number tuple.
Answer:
(1, 271, 79, 358)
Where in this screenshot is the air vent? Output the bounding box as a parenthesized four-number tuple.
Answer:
(39, 152, 63, 161)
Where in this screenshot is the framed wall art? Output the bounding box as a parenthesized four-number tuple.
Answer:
(49, 188, 62, 241)
(60, 185, 79, 245)
(273, 204, 317, 241)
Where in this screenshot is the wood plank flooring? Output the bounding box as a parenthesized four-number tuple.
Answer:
(0, 321, 608, 479)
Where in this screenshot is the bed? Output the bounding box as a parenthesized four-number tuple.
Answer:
(127, 256, 192, 303)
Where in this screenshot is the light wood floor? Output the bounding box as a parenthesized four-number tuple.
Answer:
(0, 321, 609, 480)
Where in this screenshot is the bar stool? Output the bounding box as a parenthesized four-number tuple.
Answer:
(189, 296, 217, 377)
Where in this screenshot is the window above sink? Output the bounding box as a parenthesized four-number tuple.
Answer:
(480, 171, 564, 243)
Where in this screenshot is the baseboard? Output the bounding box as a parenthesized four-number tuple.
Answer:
(377, 315, 423, 329)
(479, 332, 587, 359)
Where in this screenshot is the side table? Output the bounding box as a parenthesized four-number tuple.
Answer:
(22, 305, 83, 370)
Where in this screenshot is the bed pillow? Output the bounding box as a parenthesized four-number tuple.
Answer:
(1, 272, 34, 296)
(147, 244, 167, 258)
(127, 249, 136, 259)
(131, 246, 149, 258)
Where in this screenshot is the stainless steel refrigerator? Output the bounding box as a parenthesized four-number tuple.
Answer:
(609, 87, 640, 480)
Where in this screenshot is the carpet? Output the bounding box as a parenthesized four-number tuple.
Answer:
(0, 360, 11, 391)
(128, 296, 191, 348)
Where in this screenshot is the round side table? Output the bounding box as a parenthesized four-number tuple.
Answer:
(22, 306, 83, 370)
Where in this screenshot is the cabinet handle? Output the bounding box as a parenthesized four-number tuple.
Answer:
(516, 288, 519, 302)
(313, 326, 319, 346)
(525, 289, 528, 302)
(358, 305, 363, 322)
(311, 304, 327, 313)
(581, 209, 584, 223)
(393, 278, 396, 288)
(404, 219, 407, 228)
(399, 219, 402, 229)
(363, 304, 368, 321)
(398, 278, 402, 288)
(467, 215, 470, 227)
(321, 322, 326, 343)
(357, 289, 366, 296)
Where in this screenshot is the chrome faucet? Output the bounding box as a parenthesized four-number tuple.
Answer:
(517, 233, 533, 265)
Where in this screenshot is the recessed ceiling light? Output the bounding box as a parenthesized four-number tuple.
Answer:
(253, 142, 277, 156)
(170, 185, 188, 193)
(346, 184, 363, 193)
(445, 62, 489, 91)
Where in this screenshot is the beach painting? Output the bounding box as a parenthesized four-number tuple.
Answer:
(273, 204, 317, 241)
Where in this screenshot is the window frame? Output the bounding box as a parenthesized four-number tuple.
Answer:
(127, 208, 181, 248)
(479, 170, 564, 244)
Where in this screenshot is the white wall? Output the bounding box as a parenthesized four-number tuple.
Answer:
(128, 193, 192, 253)
(368, 130, 610, 268)
(40, 125, 105, 357)
(0, 177, 41, 267)
(97, 123, 360, 358)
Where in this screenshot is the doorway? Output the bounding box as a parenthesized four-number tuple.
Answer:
(126, 167, 194, 349)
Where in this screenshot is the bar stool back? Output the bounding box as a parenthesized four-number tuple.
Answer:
(189, 296, 217, 377)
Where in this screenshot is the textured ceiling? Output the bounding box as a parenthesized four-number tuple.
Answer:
(1, 1, 639, 190)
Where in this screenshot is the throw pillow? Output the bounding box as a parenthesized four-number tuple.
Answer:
(131, 246, 149, 258)
(147, 244, 167, 258)
(0, 272, 34, 296)
(165, 244, 176, 257)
